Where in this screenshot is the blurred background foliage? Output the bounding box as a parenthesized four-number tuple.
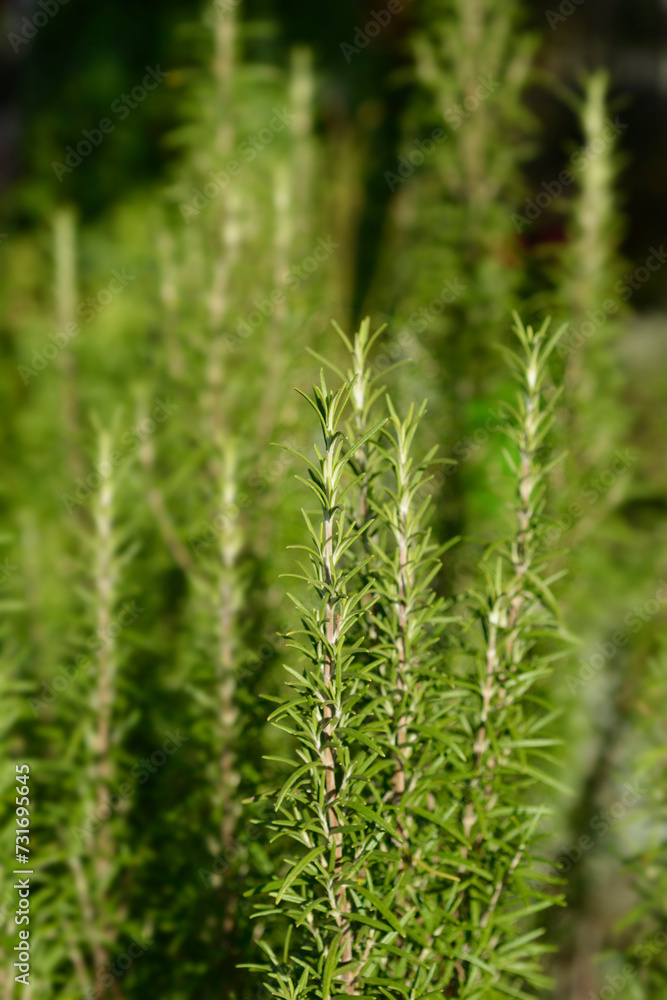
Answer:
(0, 0, 665, 998)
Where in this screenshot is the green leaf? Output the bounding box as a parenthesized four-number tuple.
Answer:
(275, 844, 328, 903)
(322, 932, 342, 999)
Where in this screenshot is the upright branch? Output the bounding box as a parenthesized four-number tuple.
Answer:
(453, 314, 569, 997)
(566, 72, 620, 340)
(255, 326, 465, 1000)
(203, 0, 245, 858)
(288, 45, 316, 248)
(364, 391, 464, 998)
(355, 390, 450, 814)
(212, 0, 236, 159)
(386, 0, 538, 564)
(68, 429, 131, 998)
(254, 367, 391, 998)
(335, 318, 386, 530)
(414, 0, 534, 219)
(92, 433, 118, 828)
(290, 375, 369, 985)
(54, 208, 86, 493)
(216, 442, 243, 850)
(556, 70, 626, 509)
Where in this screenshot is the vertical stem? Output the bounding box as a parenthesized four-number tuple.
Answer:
(93, 434, 115, 805)
(54, 208, 86, 493)
(458, 0, 486, 209)
(391, 460, 411, 803)
(322, 509, 339, 846)
(322, 494, 355, 988)
(218, 445, 241, 850)
(319, 415, 357, 992)
(90, 431, 119, 995)
(157, 226, 185, 382)
(459, 324, 550, 973)
(255, 164, 292, 443)
(288, 46, 315, 250)
(213, 2, 236, 160)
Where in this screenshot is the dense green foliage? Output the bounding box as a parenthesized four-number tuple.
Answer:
(0, 1, 665, 999)
(246, 317, 569, 999)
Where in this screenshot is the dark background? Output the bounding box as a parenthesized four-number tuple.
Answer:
(1, 0, 665, 310)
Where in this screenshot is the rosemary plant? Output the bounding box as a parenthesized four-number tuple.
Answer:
(2, 2, 662, 996)
(543, 74, 639, 999)
(614, 646, 667, 995)
(341, 322, 466, 996)
(47, 429, 139, 999)
(554, 70, 626, 476)
(253, 315, 568, 999)
(148, 3, 321, 971)
(445, 316, 570, 998)
(249, 371, 390, 998)
(371, 0, 539, 571)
